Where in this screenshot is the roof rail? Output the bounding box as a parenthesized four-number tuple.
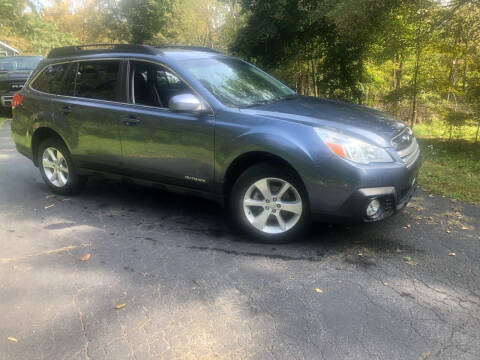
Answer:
(47, 44, 159, 58)
(155, 45, 223, 54)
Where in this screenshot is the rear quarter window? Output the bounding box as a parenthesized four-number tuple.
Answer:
(31, 64, 69, 94)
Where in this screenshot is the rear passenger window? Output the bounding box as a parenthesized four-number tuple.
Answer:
(76, 61, 120, 101)
(61, 63, 77, 97)
(31, 64, 69, 94)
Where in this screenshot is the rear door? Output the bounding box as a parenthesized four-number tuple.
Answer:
(118, 60, 215, 190)
(50, 59, 125, 172)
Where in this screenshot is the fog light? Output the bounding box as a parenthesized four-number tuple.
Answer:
(366, 199, 381, 217)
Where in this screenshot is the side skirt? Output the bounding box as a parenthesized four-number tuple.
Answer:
(77, 168, 224, 206)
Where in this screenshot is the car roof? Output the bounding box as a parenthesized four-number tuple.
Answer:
(46, 44, 224, 61)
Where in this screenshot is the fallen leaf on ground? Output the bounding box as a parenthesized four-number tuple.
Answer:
(403, 256, 418, 266)
(44, 204, 55, 209)
(79, 253, 91, 261)
(449, 252, 456, 256)
(445, 228, 451, 233)
(46, 194, 56, 199)
(8, 337, 18, 342)
(315, 288, 323, 293)
(115, 303, 127, 309)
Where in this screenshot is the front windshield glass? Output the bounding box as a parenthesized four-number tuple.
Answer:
(0, 57, 42, 71)
(182, 57, 294, 107)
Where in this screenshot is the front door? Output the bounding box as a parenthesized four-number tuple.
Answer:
(119, 60, 214, 190)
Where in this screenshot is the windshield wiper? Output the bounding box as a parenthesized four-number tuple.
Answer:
(240, 99, 278, 108)
(279, 94, 297, 100)
(241, 94, 298, 108)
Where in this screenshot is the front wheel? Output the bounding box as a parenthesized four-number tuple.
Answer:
(230, 163, 310, 243)
(38, 138, 86, 195)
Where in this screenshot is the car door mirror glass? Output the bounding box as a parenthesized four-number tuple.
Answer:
(169, 93, 206, 113)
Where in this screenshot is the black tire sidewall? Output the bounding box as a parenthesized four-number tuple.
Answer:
(230, 163, 310, 243)
(38, 138, 84, 195)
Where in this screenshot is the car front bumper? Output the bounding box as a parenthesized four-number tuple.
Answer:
(335, 176, 417, 222)
(308, 150, 421, 222)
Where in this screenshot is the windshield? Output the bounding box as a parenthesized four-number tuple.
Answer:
(182, 57, 294, 107)
(0, 57, 42, 72)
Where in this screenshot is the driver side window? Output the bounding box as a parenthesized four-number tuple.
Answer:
(129, 61, 191, 108)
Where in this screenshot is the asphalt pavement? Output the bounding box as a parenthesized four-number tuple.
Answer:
(1, 120, 479, 360)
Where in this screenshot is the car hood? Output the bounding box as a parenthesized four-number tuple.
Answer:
(240, 96, 405, 147)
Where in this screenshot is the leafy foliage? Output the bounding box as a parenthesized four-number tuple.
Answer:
(0, 0, 478, 139)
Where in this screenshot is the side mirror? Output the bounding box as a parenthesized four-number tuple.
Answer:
(169, 94, 206, 113)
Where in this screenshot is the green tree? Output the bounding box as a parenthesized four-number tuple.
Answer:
(118, 0, 175, 43)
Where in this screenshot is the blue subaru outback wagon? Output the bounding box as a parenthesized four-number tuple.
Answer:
(11, 44, 421, 242)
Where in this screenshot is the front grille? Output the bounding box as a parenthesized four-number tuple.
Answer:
(10, 82, 25, 91)
(0, 81, 9, 92)
(1, 95, 13, 107)
(0, 81, 25, 92)
(392, 127, 420, 167)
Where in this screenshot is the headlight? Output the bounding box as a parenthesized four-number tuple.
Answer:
(314, 127, 393, 164)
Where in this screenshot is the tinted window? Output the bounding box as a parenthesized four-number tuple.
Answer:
(130, 61, 191, 108)
(76, 61, 120, 101)
(61, 63, 77, 97)
(31, 64, 69, 94)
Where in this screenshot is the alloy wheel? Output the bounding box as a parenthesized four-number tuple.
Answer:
(243, 177, 303, 234)
(42, 147, 69, 187)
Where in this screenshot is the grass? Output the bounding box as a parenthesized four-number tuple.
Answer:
(0, 117, 7, 128)
(414, 125, 480, 204)
(414, 119, 479, 141)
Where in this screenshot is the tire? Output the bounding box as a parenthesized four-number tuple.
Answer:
(38, 137, 87, 195)
(230, 163, 310, 243)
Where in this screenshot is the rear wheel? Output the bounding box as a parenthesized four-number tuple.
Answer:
(38, 138, 86, 195)
(230, 163, 310, 243)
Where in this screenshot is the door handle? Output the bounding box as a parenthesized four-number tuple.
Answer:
(121, 115, 141, 126)
(61, 106, 73, 115)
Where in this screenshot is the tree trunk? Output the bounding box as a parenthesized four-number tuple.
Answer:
(410, 0, 425, 128)
(475, 119, 480, 143)
(396, 58, 404, 116)
(463, 39, 468, 92)
(311, 59, 318, 97)
(410, 46, 421, 127)
(393, 54, 398, 115)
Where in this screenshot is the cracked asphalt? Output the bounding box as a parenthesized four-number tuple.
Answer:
(1, 119, 479, 360)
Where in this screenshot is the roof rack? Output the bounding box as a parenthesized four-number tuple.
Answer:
(47, 44, 223, 59)
(47, 44, 159, 58)
(154, 45, 223, 54)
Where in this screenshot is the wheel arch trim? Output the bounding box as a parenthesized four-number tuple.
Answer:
(31, 124, 71, 166)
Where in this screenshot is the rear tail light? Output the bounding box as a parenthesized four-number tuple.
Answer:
(12, 93, 23, 109)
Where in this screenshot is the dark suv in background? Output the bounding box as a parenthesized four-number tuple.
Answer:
(11, 44, 420, 242)
(0, 56, 42, 111)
